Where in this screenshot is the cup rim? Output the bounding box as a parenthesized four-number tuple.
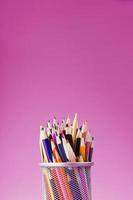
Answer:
(39, 162, 94, 168)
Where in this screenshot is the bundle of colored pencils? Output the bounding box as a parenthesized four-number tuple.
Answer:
(40, 113, 94, 163)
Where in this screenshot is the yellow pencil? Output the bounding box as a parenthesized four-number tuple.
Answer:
(40, 126, 54, 200)
(39, 126, 44, 162)
(40, 126, 48, 163)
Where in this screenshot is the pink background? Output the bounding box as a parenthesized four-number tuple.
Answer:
(0, 0, 133, 199)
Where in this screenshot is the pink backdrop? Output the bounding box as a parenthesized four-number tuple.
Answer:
(1, 0, 133, 199)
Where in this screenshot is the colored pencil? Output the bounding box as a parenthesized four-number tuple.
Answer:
(80, 137, 86, 161)
(72, 113, 78, 143)
(65, 124, 73, 149)
(74, 128, 82, 158)
(88, 137, 94, 162)
(85, 131, 92, 161)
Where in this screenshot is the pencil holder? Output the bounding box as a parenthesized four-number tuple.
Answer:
(40, 162, 94, 200)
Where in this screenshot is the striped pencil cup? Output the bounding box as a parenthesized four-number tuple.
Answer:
(40, 162, 94, 200)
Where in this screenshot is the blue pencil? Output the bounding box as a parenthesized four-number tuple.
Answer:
(41, 127, 53, 162)
(56, 136, 68, 162)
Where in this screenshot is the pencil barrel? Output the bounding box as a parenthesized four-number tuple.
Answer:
(40, 162, 93, 200)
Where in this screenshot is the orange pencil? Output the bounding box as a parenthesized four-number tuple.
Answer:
(80, 137, 86, 161)
(72, 113, 78, 144)
(51, 140, 62, 162)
